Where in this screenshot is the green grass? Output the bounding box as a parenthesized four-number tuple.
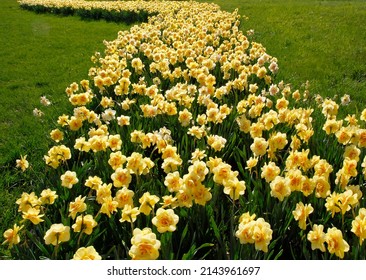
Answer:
(1, 0, 366, 258)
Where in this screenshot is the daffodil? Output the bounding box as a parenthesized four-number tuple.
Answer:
(307, 224, 326, 252)
(69, 195, 87, 219)
(351, 208, 366, 245)
(50, 129, 64, 143)
(270, 176, 291, 201)
(60, 170, 79, 189)
(325, 227, 349, 259)
(120, 204, 140, 223)
(100, 197, 119, 218)
(111, 168, 132, 188)
(16, 155, 29, 172)
(114, 187, 134, 209)
(22, 207, 44, 225)
(152, 208, 179, 233)
(72, 246, 102, 260)
(39, 189, 58, 205)
(292, 202, 313, 230)
(139, 192, 160, 215)
(129, 228, 161, 260)
(44, 223, 70, 246)
(250, 137, 268, 157)
(72, 214, 97, 235)
(261, 161, 280, 183)
(2, 224, 23, 248)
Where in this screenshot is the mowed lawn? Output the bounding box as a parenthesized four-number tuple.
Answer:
(1, 0, 366, 257)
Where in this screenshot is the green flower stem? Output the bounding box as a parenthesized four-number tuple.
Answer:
(229, 196, 236, 260)
(52, 234, 60, 260)
(161, 232, 173, 260)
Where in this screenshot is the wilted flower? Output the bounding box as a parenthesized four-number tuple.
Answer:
(341, 94, 351, 106)
(40, 96, 51, 106)
(33, 108, 44, 117)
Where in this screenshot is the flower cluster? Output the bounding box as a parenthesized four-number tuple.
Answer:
(307, 225, 350, 259)
(4, 0, 366, 260)
(235, 212, 273, 253)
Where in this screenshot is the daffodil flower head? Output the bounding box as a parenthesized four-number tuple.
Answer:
(129, 227, 161, 260)
(72, 246, 102, 260)
(16, 155, 29, 172)
(44, 223, 70, 246)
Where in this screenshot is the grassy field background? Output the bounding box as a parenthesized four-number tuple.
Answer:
(1, 0, 366, 258)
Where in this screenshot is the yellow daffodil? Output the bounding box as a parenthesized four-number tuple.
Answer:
(111, 168, 132, 188)
(69, 195, 87, 219)
(270, 176, 291, 201)
(292, 202, 313, 230)
(351, 208, 366, 245)
(39, 188, 58, 205)
(114, 187, 134, 209)
(60, 170, 79, 189)
(325, 227, 349, 259)
(120, 204, 140, 223)
(16, 155, 29, 172)
(44, 223, 70, 246)
(22, 207, 44, 225)
(2, 224, 23, 248)
(152, 208, 179, 233)
(139, 192, 160, 215)
(307, 224, 326, 252)
(72, 214, 97, 235)
(129, 227, 161, 260)
(72, 246, 102, 260)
